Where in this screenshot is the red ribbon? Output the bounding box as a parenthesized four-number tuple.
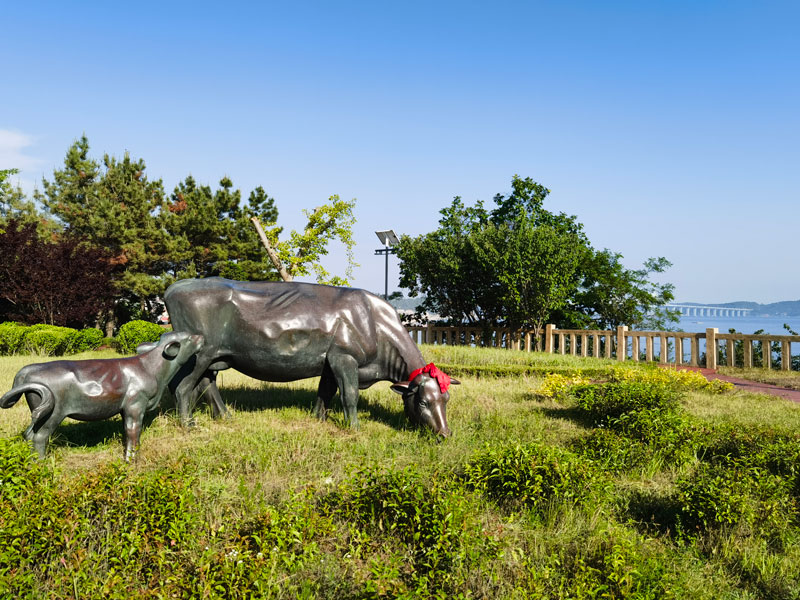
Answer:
(408, 363, 451, 394)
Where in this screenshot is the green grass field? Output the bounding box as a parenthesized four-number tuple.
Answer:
(3, 346, 800, 598)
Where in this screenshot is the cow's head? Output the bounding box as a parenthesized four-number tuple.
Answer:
(391, 363, 459, 438)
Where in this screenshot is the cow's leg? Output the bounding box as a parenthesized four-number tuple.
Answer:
(314, 361, 337, 421)
(173, 354, 213, 427)
(327, 352, 360, 428)
(121, 401, 145, 461)
(198, 372, 230, 419)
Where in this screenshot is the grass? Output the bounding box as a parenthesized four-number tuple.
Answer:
(3, 345, 800, 597)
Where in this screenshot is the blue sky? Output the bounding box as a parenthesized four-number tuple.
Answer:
(2, 1, 798, 303)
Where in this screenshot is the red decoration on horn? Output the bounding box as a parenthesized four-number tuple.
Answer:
(408, 363, 451, 394)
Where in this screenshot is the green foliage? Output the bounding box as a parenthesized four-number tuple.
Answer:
(519, 528, 669, 599)
(73, 327, 105, 352)
(115, 319, 164, 354)
(554, 251, 679, 331)
(21, 325, 79, 356)
(0, 323, 104, 355)
(398, 175, 586, 335)
(568, 380, 682, 424)
(277, 195, 358, 285)
(398, 175, 677, 333)
(463, 442, 610, 511)
(321, 466, 500, 596)
(163, 175, 279, 282)
(0, 321, 27, 354)
(675, 463, 797, 543)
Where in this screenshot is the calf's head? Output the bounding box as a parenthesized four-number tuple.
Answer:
(391, 363, 459, 438)
(155, 331, 204, 363)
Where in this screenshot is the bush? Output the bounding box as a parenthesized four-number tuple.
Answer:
(675, 462, 797, 543)
(463, 442, 610, 512)
(610, 365, 734, 394)
(0, 322, 28, 354)
(320, 467, 500, 595)
(70, 328, 104, 353)
(115, 320, 165, 354)
(572, 429, 652, 472)
(569, 381, 682, 424)
(21, 325, 79, 356)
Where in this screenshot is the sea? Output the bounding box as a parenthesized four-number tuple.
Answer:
(677, 314, 800, 336)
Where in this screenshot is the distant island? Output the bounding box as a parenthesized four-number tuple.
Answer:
(677, 301, 800, 317)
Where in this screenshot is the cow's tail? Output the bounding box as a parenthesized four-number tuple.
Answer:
(1, 383, 55, 423)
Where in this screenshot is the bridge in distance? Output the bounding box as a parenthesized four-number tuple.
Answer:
(667, 303, 753, 317)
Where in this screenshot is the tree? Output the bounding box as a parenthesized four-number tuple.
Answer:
(254, 195, 358, 286)
(162, 176, 280, 281)
(554, 251, 679, 330)
(37, 137, 169, 328)
(398, 176, 586, 341)
(0, 168, 53, 235)
(0, 219, 117, 326)
(398, 175, 677, 338)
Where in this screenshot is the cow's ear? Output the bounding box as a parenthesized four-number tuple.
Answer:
(163, 341, 181, 358)
(390, 382, 410, 395)
(449, 378, 461, 386)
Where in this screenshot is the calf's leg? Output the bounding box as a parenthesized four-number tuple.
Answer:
(122, 401, 145, 461)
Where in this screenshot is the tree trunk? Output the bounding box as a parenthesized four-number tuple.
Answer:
(251, 217, 293, 282)
(105, 308, 116, 337)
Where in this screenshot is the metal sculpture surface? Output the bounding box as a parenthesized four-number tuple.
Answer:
(164, 278, 459, 436)
(0, 331, 204, 460)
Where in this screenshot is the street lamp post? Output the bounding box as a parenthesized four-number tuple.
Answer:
(374, 230, 399, 300)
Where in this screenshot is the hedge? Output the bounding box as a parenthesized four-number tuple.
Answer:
(0, 322, 107, 356)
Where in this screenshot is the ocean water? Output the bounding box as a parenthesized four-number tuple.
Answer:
(677, 314, 800, 335)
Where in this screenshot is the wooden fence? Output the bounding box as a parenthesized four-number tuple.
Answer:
(405, 324, 800, 371)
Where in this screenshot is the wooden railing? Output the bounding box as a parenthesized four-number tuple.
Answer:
(405, 324, 800, 371)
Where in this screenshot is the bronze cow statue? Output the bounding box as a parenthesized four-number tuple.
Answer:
(164, 278, 459, 436)
(1, 331, 204, 460)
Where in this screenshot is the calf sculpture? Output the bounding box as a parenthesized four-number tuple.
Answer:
(0, 331, 204, 460)
(164, 278, 459, 436)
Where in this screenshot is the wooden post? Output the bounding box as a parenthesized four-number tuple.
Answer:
(706, 328, 718, 370)
(727, 339, 735, 367)
(744, 338, 753, 368)
(782, 340, 791, 371)
(544, 324, 554, 353)
(675, 336, 683, 365)
(632, 335, 640, 362)
(690, 335, 699, 366)
(659, 335, 667, 363)
(763, 339, 772, 370)
(616, 326, 628, 361)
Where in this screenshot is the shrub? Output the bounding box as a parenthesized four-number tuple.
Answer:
(463, 442, 610, 512)
(320, 467, 500, 595)
(21, 325, 79, 356)
(675, 462, 797, 543)
(115, 320, 165, 354)
(569, 381, 682, 424)
(610, 365, 734, 394)
(0, 321, 28, 354)
(572, 429, 652, 472)
(536, 372, 590, 400)
(70, 328, 104, 353)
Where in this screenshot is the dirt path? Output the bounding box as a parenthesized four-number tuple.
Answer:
(671, 365, 800, 403)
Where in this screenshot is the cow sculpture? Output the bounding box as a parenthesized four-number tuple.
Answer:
(164, 278, 459, 436)
(0, 331, 204, 460)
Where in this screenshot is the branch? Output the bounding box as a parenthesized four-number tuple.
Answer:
(250, 217, 293, 282)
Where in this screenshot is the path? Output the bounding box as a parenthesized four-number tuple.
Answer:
(670, 366, 800, 403)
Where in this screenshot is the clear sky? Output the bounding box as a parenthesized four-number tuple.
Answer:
(2, 1, 797, 304)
